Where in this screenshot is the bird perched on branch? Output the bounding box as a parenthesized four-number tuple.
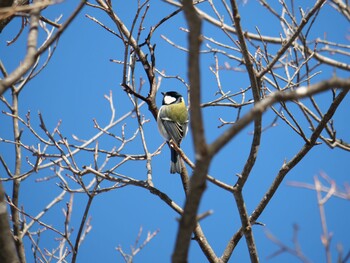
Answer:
(157, 91, 189, 174)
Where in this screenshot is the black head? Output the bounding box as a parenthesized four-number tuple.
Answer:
(161, 91, 183, 105)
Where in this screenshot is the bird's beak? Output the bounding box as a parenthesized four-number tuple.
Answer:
(161, 92, 165, 96)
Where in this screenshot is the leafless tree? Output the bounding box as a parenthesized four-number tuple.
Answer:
(0, 0, 349, 262)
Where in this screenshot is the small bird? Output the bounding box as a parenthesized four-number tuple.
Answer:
(157, 91, 189, 174)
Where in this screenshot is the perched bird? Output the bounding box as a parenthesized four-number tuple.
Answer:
(157, 91, 189, 174)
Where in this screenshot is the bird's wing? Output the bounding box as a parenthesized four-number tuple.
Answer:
(159, 116, 185, 144)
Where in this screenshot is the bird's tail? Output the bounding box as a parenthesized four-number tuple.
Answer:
(170, 148, 182, 174)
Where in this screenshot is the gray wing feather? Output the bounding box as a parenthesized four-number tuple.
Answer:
(161, 118, 183, 144)
(158, 107, 187, 144)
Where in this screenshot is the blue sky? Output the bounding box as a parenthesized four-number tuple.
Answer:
(1, 0, 350, 262)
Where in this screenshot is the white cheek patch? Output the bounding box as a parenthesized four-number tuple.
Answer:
(164, 95, 176, 104)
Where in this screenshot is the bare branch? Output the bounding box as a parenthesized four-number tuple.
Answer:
(0, 0, 86, 96)
(266, 225, 312, 263)
(209, 77, 350, 157)
(222, 85, 349, 261)
(172, 0, 215, 262)
(116, 227, 159, 263)
(0, 181, 20, 263)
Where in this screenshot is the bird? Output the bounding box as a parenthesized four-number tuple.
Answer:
(157, 91, 189, 174)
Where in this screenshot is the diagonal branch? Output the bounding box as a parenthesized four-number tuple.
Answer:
(221, 85, 349, 262)
(257, 0, 327, 79)
(0, 1, 40, 96)
(0, 0, 86, 96)
(209, 77, 350, 157)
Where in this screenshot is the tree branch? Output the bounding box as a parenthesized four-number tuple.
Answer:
(209, 77, 350, 157)
(0, 181, 20, 263)
(221, 85, 349, 261)
(172, 1, 211, 262)
(0, 0, 86, 96)
(229, 0, 261, 261)
(0, 1, 40, 96)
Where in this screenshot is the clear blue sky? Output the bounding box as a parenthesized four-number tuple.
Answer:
(1, 0, 349, 262)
